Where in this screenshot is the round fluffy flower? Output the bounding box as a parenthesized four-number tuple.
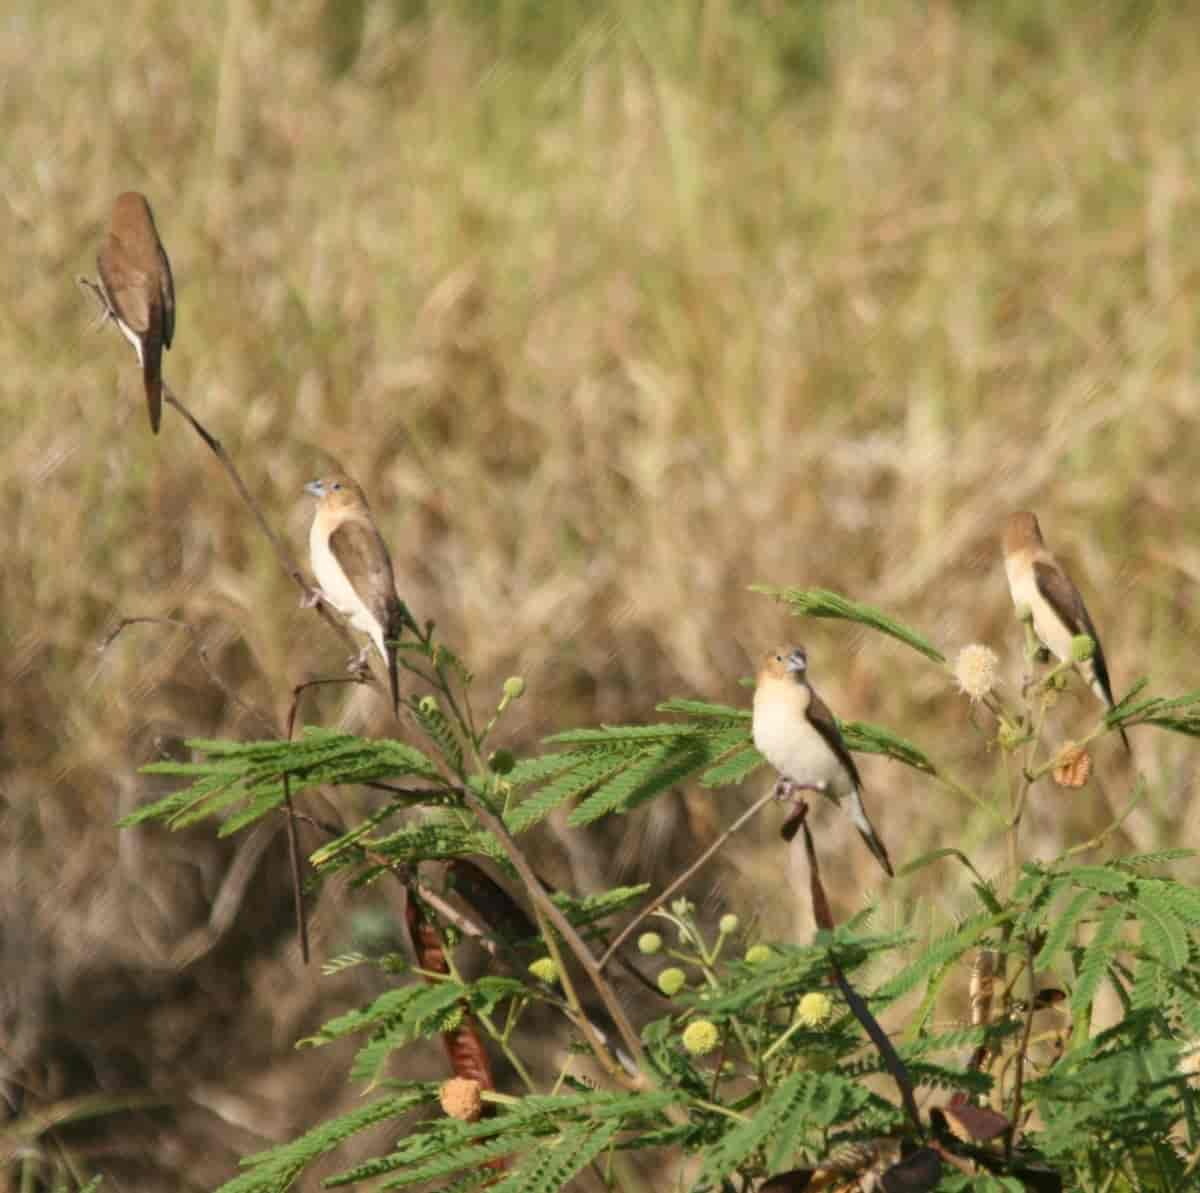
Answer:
(439, 1077, 483, 1122)
(682, 1019, 720, 1056)
(744, 945, 772, 966)
(528, 957, 559, 984)
(795, 991, 833, 1027)
(954, 644, 999, 702)
(719, 914, 740, 935)
(658, 967, 687, 996)
(638, 932, 663, 955)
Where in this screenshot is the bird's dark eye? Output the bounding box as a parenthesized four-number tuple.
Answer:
(775, 654, 783, 662)
(331, 482, 341, 491)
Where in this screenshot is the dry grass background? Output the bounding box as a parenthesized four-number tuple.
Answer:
(4, 0, 1200, 1186)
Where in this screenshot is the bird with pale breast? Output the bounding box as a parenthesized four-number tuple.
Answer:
(305, 474, 405, 713)
(752, 646, 894, 876)
(96, 191, 175, 435)
(1002, 511, 1129, 752)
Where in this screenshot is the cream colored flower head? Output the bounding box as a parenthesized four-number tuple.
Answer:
(954, 644, 999, 702)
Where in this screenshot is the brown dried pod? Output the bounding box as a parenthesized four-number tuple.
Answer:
(1052, 743, 1091, 789)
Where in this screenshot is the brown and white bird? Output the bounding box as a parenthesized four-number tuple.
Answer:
(1003, 511, 1129, 751)
(753, 646, 894, 876)
(97, 192, 175, 434)
(305, 474, 405, 712)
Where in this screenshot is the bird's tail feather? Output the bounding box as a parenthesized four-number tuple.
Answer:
(846, 789, 894, 877)
(141, 311, 163, 434)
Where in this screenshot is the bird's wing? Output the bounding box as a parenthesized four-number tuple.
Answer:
(1033, 559, 1117, 706)
(805, 685, 864, 790)
(158, 242, 175, 349)
(328, 520, 405, 639)
(96, 239, 152, 333)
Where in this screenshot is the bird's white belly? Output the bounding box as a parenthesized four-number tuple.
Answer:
(752, 694, 849, 801)
(309, 525, 382, 646)
(1005, 560, 1073, 663)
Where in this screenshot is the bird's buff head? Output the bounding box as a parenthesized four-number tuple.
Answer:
(759, 646, 808, 683)
(305, 473, 368, 508)
(1003, 511, 1044, 557)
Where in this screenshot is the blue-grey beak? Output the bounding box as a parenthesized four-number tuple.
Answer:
(785, 648, 807, 674)
(304, 480, 325, 497)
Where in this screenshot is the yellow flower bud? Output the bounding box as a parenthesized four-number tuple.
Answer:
(658, 967, 687, 996)
(528, 957, 559, 984)
(638, 932, 663, 955)
(682, 1019, 720, 1056)
(795, 991, 833, 1027)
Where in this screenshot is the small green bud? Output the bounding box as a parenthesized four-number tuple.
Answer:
(488, 748, 515, 774)
(657, 967, 687, 996)
(638, 932, 663, 955)
(418, 695, 439, 715)
(997, 722, 1024, 751)
(528, 957, 559, 984)
(671, 897, 695, 917)
(718, 914, 740, 935)
(502, 676, 526, 700)
(681, 1019, 720, 1056)
(744, 945, 771, 966)
(1070, 634, 1095, 663)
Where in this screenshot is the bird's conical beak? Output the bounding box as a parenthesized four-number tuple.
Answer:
(304, 480, 324, 497)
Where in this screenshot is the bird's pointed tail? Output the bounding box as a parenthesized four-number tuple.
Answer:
(846, 788, 894, 877)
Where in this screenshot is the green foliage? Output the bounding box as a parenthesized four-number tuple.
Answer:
(127, 587, 1200, 1191)
(750, 585, 947, 664)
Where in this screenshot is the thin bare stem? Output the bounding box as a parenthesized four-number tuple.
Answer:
(456, 787, 648, 1079)
(1006, 934, 1038, 1164)
(599, 786, 778, 969)
(98, 616, 275, 736)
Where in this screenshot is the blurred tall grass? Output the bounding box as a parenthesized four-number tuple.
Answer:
(3, 0, 1200, 1185)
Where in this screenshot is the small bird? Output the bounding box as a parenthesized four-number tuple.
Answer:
(1003, 511, 1129, 751)
(96, 192, 176, 434)
(753, 646, 894, 876)
(305, 474, 405, 712)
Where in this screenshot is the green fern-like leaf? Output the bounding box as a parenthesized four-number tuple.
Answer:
(876, 912, 1003, 1004)
(504, 754, 630, 833)
(1072, 903, 1126, 1016)
(750, 585, 946, 664)
(550, 884, 650, 928)
(1135, 891, 1191, 971)
(217, 1090, 432, 1193)
(700, 744, 764, 787)
(569, 739, 708, 826)
(702, 1072, 872, 1181)
(1035, 888, 1096, 971)
(484, 1119, 620, 1193)
(840, 720, 936, 774)
(656, 698, 751, 720)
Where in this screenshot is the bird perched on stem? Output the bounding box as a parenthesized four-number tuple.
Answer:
(753, 646, 894, 876)
(96, 192, 175, 434)
(305, 474, 405, 713)
(1002, 511, 1129, 752)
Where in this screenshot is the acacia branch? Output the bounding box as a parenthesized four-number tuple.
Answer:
(599, 786, 778, 969)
